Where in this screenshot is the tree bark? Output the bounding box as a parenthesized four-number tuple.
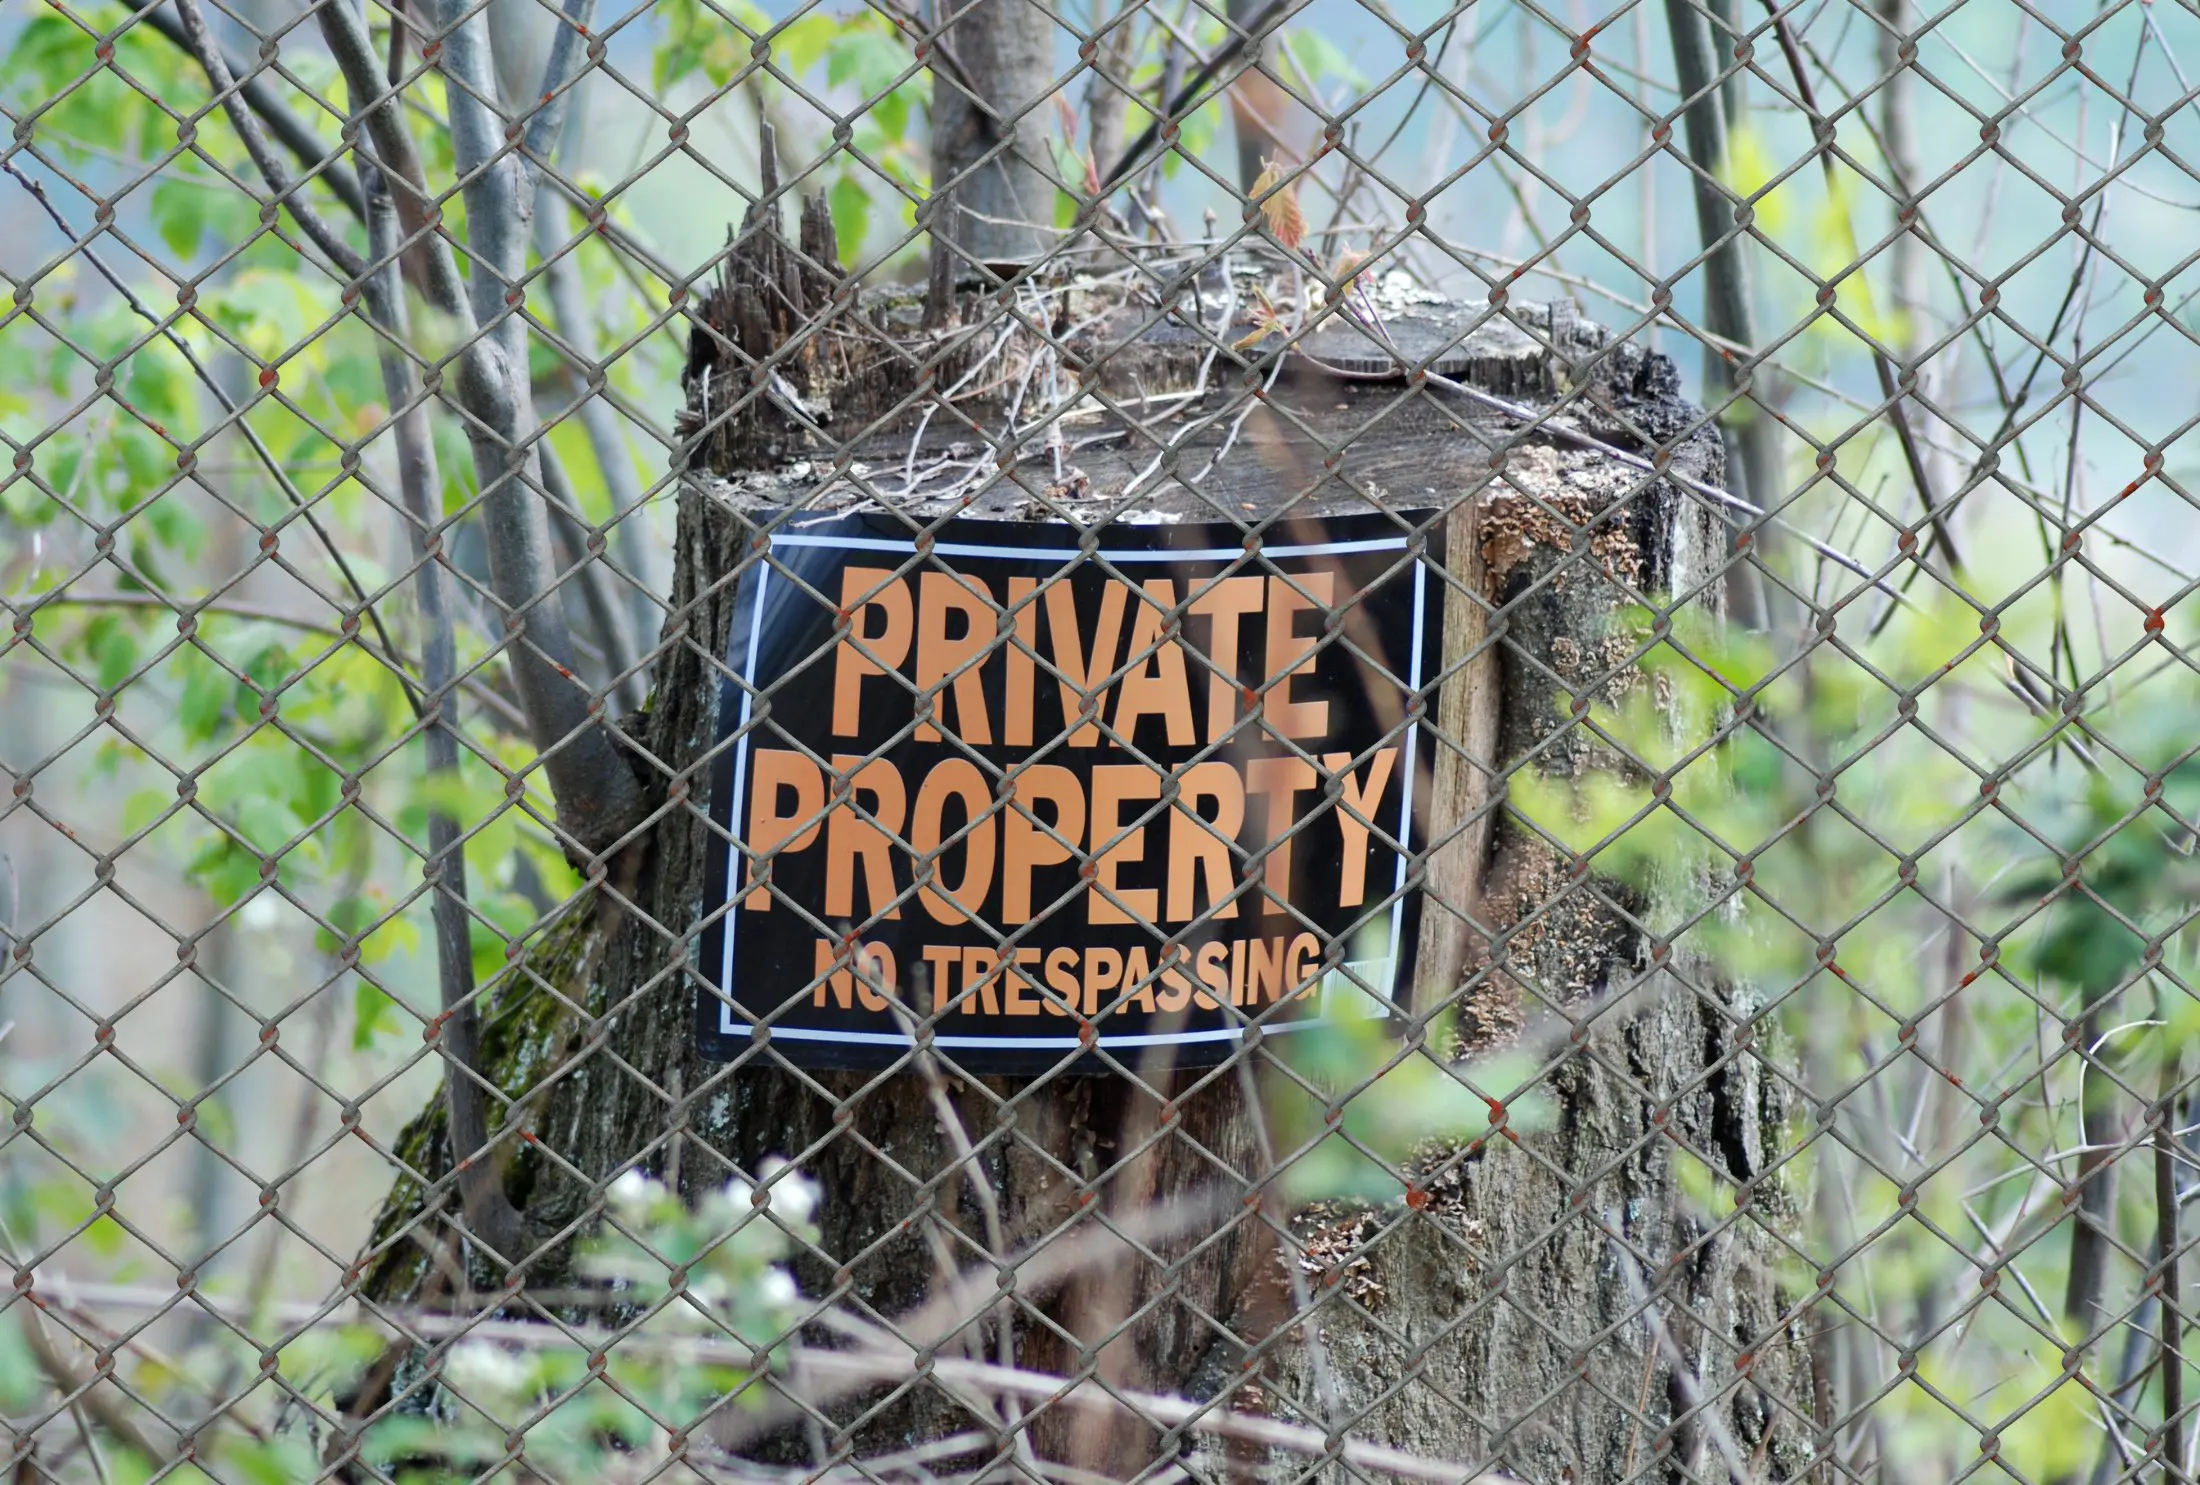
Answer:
(1225, 0, 1285, 192)
(359, 213, 1813, 1480)
(927, 0, 1059, 280)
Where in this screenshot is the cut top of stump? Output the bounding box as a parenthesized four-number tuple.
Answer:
(679, 270, 1722, 599)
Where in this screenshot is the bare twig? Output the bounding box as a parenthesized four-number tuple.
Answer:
(315, 0, 471, 317)
(1752, 0, 1962, 586)
(1661, 0, 1775, 631)
(1102, 0, 1293, 188)
(28, 1268, 1524, 1485)
(1232, 1057, 1344, 1427)
(119, 0, 366, 221)
(14, 589, 528, 730)
(1608, 1227, 1754, 1485)
(2161, 1067, 2187, 1482)
(794, 1339, 1531, 1485)
(357, 161, 527, 1262)
(536, 436, 648, 715)
(71, 1398, 116, 1485)
(2065, 996, 2122, 1333)
(12, 1310, 170, 1467)
(877, 977, 1041, 1470)
(1322, 301, 1908, 602)
(166, 0, 366, 278)
(534, 191, 659, 641)
(430, 0, 645, 857)
(518, 0, 601, 161)
(314, 0, 645, 855)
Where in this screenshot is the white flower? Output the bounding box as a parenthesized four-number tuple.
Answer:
(759, 1157, 820, 1226)
(704, 1176, 752, 1225)
(757, 1268, 798, 1310)
(444, 1341, 530, 1400)
(606, 1168, 662, 1220)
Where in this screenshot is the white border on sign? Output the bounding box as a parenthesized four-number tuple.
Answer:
(716, 531, 1426, 1051)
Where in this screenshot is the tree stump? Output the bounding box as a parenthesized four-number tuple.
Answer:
(360, 187, 1814, 1481)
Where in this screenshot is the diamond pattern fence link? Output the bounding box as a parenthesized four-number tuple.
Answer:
(5, 0, 2200, 1479)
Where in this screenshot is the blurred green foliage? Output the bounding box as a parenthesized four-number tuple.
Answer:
(1506, 595, 2200, 1478)
(1264, 584, 2200, 1476)
(0, 1168, 815, 1482)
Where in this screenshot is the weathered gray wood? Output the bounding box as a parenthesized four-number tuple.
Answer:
(360, 199, 1811, 1480)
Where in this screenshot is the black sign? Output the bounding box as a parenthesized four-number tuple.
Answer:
(697, 510, 1443, 1072)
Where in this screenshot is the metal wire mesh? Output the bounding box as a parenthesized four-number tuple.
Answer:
(6, 0, 2200, 1479)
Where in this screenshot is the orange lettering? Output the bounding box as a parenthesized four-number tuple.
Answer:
(1188, 576, 1264, 741)
(1044, 946, 1082, 1016)
(1323, 747, 1397, 908)
(909, 760, 997, 924)
(1245, 755, 1318, 909)
(1155, 946, 1194, 1013)
(1001, 764, 1085, 925)
(743, 749, 825, 909)
(1089, 765, 1162, 925)
(915, 571, 996, 744)
(959, 947, 1002, 1016)
(1120, 945, 1157, 1012)
(1005, 576, 1041, 747)
(1249, 936, 1287, 1003)
(854, 941, 896, 1011)
(1045, 579, 1129, 747)
(1262, 572, 1333, 739)
(1167, 761, 1245, 923)
(922, 943, 963, 1011)
(812, 937, 894, 1011)
(1005, 948, 1042, 1016)
(824, 755, 906, 920)
(1194, 940, 1229, 1009)
(1083, 946, 1124, 1015)
(1112, 581, 1196, 747)
(831, 569, 913, 736)
(813, 936, 857, 1009)
(1285, 932, 1322, 1000)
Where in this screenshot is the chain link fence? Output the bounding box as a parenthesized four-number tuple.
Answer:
(5, 0, 2198, 1478)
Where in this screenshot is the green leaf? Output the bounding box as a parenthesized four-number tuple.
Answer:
(1283, 29, 1362, 88)
(152, 178, 210, 261)
(0, 1316, 40, 1411)
(122, 788, 171, 836)
(362, 1415, 503, 1469)
(360, 910, 421, 966)
(352, 981, 402, 1050)
(5, 12, 100, 98)
(1271, 998, 1555, 1203)
(470, 890, 535, 983)
(141, 490, 207, 562)
(186, 833, 261, 906)
(235, 793, 302, 855)
(2032, 894, 2143, 995)
(84, 1212, 128, 1257)
(774, 12, 839, 74)
(178, 656, 233, 739)
(830, 174, 869, 263)
(93, 618, 140, 690)
(221, 1436, 324, 1485)
(2, 460, 59, 524)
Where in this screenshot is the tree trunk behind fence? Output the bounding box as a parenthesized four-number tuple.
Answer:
(360, 209, 1815, 1480)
